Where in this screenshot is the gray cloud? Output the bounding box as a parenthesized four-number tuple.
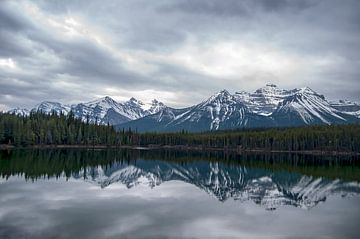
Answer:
(159, 0, 316, 16)
(0, 0, 359, 111)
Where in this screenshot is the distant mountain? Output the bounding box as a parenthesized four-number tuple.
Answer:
(7, 108, 30, 117)
(118, 106, 192, 132)
(119, 90, 273, 132)
(235, 84, 295, 116)
(118, 85, 360, 132)
(7, 96, 166, 125)
(330, 100, 360, 118)
(271, 87, 359, 127)
(33, 101, 71, 115)
(73, 159, 360, 210)
(7, 84, 360, 131)
(72, 96, 147, 125)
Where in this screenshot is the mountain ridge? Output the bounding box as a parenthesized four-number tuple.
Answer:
(6, 84, 360, 131)
(118, 85, 360, 132)
(8, 96, 167, 125)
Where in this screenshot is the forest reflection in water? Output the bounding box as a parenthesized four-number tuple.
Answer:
(0, 149, 360, 239)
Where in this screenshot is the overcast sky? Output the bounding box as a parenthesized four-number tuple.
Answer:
(0, 0, 359, 110)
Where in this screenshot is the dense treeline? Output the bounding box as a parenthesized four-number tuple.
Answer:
(139, 125, 360, 152)
(0, 112, 136, 146)
(1, 149, 359, 181)
(1, 112, 360, 152)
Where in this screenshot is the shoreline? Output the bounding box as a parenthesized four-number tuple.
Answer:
(0, 144, 359, 156)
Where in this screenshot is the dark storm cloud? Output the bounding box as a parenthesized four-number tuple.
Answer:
(0, 3, 31, 31)
(0, 0, 359, 110)
(256, 0, 316, 12)
(0, 2, 36, 58)
(0, 31, 31, 57)
(159, 0, 315, 16)
(158, 0, 249, 17)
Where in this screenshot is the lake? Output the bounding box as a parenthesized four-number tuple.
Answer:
(0, 149, 360, 239)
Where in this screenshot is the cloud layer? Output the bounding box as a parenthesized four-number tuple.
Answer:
(0, 0, 359, 110)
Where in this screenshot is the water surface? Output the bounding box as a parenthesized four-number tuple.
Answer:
(0, 149, 359, 239)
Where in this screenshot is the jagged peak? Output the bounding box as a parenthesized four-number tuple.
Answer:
(127, 97, 144, 106)
(235, 90, 249, 95)
(294, 87, 326, 100)
(254, 83, 287, 95)
(34, 101, 66, 109)
(298, 86, 315, 93)
(86, 96, 117, 105)
(37, 100, 62, 105)
(129, 97, 137, 102)
(151, 99, 165, 107)
(8, 108, 30, 116)
(104, 96, 114, 101)
(265, 83, 277, 88)
(217, 89, 231, 95)
(330, 99, 359, 106)
(204, 89, 234, 104)
(33, 101, 70, 110)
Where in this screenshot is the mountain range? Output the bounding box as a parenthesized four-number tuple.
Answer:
(9, 96, 166, 125)
(7, 84, 360, 132)
(119, 84, 360, 131)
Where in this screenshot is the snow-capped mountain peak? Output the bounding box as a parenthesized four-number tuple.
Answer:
(126, 97, 144, 106)
(6, 84, 360, 130)
(295, 87, 325, 99)
(33, 101, 71, 115)
(147, 99, 166, 115)
(8, 108, 30, 116)
(254, 83, 289, 96)
(271, 87, 354, 126)
(84, 96, 118, 107)
(234, 84, 291, 116)
(329, 99, 360, 118)
(117, 84, 359, 132)
(203, 89, 236, 106)
(215, 89, 232, 98)
(7, 95, 168, 126)
(218, 89, 231, 95)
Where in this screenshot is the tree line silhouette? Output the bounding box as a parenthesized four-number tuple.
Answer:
(0, 149, 359, 182)
(1, 112, 359, 152)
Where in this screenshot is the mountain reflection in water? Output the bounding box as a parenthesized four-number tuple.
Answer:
(1, 149, 359, 210)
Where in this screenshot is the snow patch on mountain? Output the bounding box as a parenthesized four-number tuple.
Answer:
(273, 87, 348, 125)
(169, 89, 250, 130)
(330, 100, 360, 118)
(235, 84, 293, 116)
(33, 101, 71, 115)
(7, 108, 30, 116)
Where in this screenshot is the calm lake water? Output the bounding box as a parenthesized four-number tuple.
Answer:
(0, 149, 360, 239)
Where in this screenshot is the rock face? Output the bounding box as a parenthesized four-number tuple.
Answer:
(7, 84, 360, 131)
